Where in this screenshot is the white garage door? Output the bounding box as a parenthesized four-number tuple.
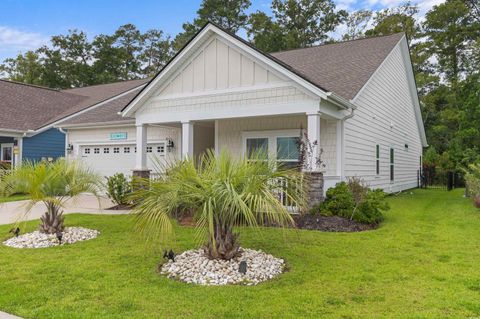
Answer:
(80, 143, 166, 178)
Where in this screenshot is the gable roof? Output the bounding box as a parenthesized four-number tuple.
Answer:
(57, 88, 143, 127)
(121, 22, 401, 116)
(0, 78, 148, 133)
(271, 33, 405, 100)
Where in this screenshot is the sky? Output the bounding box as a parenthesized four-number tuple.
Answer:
(0, 0, 445, 62)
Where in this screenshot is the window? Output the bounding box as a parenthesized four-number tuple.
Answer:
(134, 147, 137, 153)
(84, 148, 90, 154)
(103, 147, 110, 154)
(124, 147, 130, 153)
(246, 138, 268, 159)
(113, 147, 120, 154)
(94, 148, 100, 154)
(277, 137, 300, 169)
(375, 145, 380, 175)
(157, 144, 165, 154)
(390, 148, 394, 182)
(146, 146, 153, 153)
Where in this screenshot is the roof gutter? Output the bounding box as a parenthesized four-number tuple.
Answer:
(326, 92, 357, 110)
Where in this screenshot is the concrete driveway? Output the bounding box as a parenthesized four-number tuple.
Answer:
(0, 194, 130, 226)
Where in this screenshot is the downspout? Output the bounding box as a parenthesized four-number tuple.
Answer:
(57, 127, 69, 158)
(339, 108, 355, 180)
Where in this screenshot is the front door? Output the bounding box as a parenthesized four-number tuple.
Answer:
(1, 143, 13, 165)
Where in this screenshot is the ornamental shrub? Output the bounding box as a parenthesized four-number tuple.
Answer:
(310, 180, 389, 225)
(106, 173, 132, 206)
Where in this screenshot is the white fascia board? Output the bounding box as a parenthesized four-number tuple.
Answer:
(0, 129, 23, 137)
(136, 100, 319, 124)
(59, 121, 136, 130)
(398, 37, 428, 147)
(121, 26, 216, 117)
(122, 23, 338, 118)
(28, 84, 146, 137)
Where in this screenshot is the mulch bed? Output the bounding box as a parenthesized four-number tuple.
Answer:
(293, 214, 378, 232)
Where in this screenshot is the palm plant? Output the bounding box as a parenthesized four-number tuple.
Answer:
(132, 151, 306, 260)
(0, 159, 102, 234)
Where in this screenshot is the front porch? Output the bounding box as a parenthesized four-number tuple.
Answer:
(133, 113, 345, 190)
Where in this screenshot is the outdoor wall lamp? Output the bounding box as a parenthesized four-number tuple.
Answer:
(166, 138, 175, 152)
(66, 144, 73, 153)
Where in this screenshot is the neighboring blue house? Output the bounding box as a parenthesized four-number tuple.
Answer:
(0, 79, 147, 167)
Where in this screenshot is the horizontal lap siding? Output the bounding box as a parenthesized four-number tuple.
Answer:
(218, 116, 338, 175)
(345, 43, 422, 192)
(23, 128, 65, 162)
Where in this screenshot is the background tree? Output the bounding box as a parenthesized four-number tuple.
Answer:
(140, 29, 172, 76)
(0, 51, 43, 85)
(173, 0, 251, 51)
(342, 10, 372, 40)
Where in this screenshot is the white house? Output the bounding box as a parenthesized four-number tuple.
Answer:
(58, 22, 427, 193)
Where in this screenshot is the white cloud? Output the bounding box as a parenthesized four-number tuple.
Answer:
(0, 26, 48, 53)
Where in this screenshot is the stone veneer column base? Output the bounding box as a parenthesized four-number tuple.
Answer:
(304, 171, 325, 209)
(132, 169, 151, 179)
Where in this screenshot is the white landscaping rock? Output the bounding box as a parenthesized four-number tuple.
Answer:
(160, 248, 284, 286)
(3, 227, 99, 249)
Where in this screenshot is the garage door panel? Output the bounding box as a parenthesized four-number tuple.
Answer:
(80, 143, 166, 178)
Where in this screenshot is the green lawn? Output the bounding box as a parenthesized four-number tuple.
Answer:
(0, 189, 479, 318)
(0, 194, 29, 203)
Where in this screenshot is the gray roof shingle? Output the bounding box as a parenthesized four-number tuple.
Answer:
(0, 78, 148, 131)
(271, 33, 404, 100)
(0, 32, 404, 130)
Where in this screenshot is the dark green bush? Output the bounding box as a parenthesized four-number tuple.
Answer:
(310, 181, 389, 225)
(355, 189, 389, 224)
(106, 173, 132, 206)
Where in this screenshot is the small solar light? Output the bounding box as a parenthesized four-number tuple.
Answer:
(163, 249, 175, 261)
(56, 231, 63, 244)
(238, 260, 247, 274)
(9, 227, 20, 237)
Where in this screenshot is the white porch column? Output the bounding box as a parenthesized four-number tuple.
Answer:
(306, 113, 321, 171)
(14, 137, 22, 168)
(336, 121, 343, 178)
(181, 121, 194, 159)
(135, 124, 148, 170)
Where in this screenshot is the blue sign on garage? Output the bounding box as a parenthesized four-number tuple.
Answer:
(109, 132, 127, 140)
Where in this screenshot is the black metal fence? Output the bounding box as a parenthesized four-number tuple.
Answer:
(418, 166, 464, 190)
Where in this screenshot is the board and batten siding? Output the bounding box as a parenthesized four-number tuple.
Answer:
(158, 36, 283, 97)
(217, 116, 338, 176)
(22, 128, 65, 162)
(344, 41, 423, 192)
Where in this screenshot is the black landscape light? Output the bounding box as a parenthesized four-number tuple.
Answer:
(163, 249, 175, 261)
(9, 227, 20, 237)
(56, 231, 63, 244)
(238, 260, 247, 274)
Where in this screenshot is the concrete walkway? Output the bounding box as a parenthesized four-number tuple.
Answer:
(0, 311, 22, 319)
(0, 194, 130, 226)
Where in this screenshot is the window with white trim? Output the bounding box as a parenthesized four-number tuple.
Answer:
(113, 147, 120, 154)
(390, 148, 394, 182)
(103, 147, 110, 154)
(146, 146, 153, 153)
(124, 147, 130, 153)
(246, 138, 268, 159)
(243, 130, 301, 169)
(84, 148, 90, 155)
(375, 145, 380, 175)
(276, 137, 300, 169)
(94, 148, 100, 154)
